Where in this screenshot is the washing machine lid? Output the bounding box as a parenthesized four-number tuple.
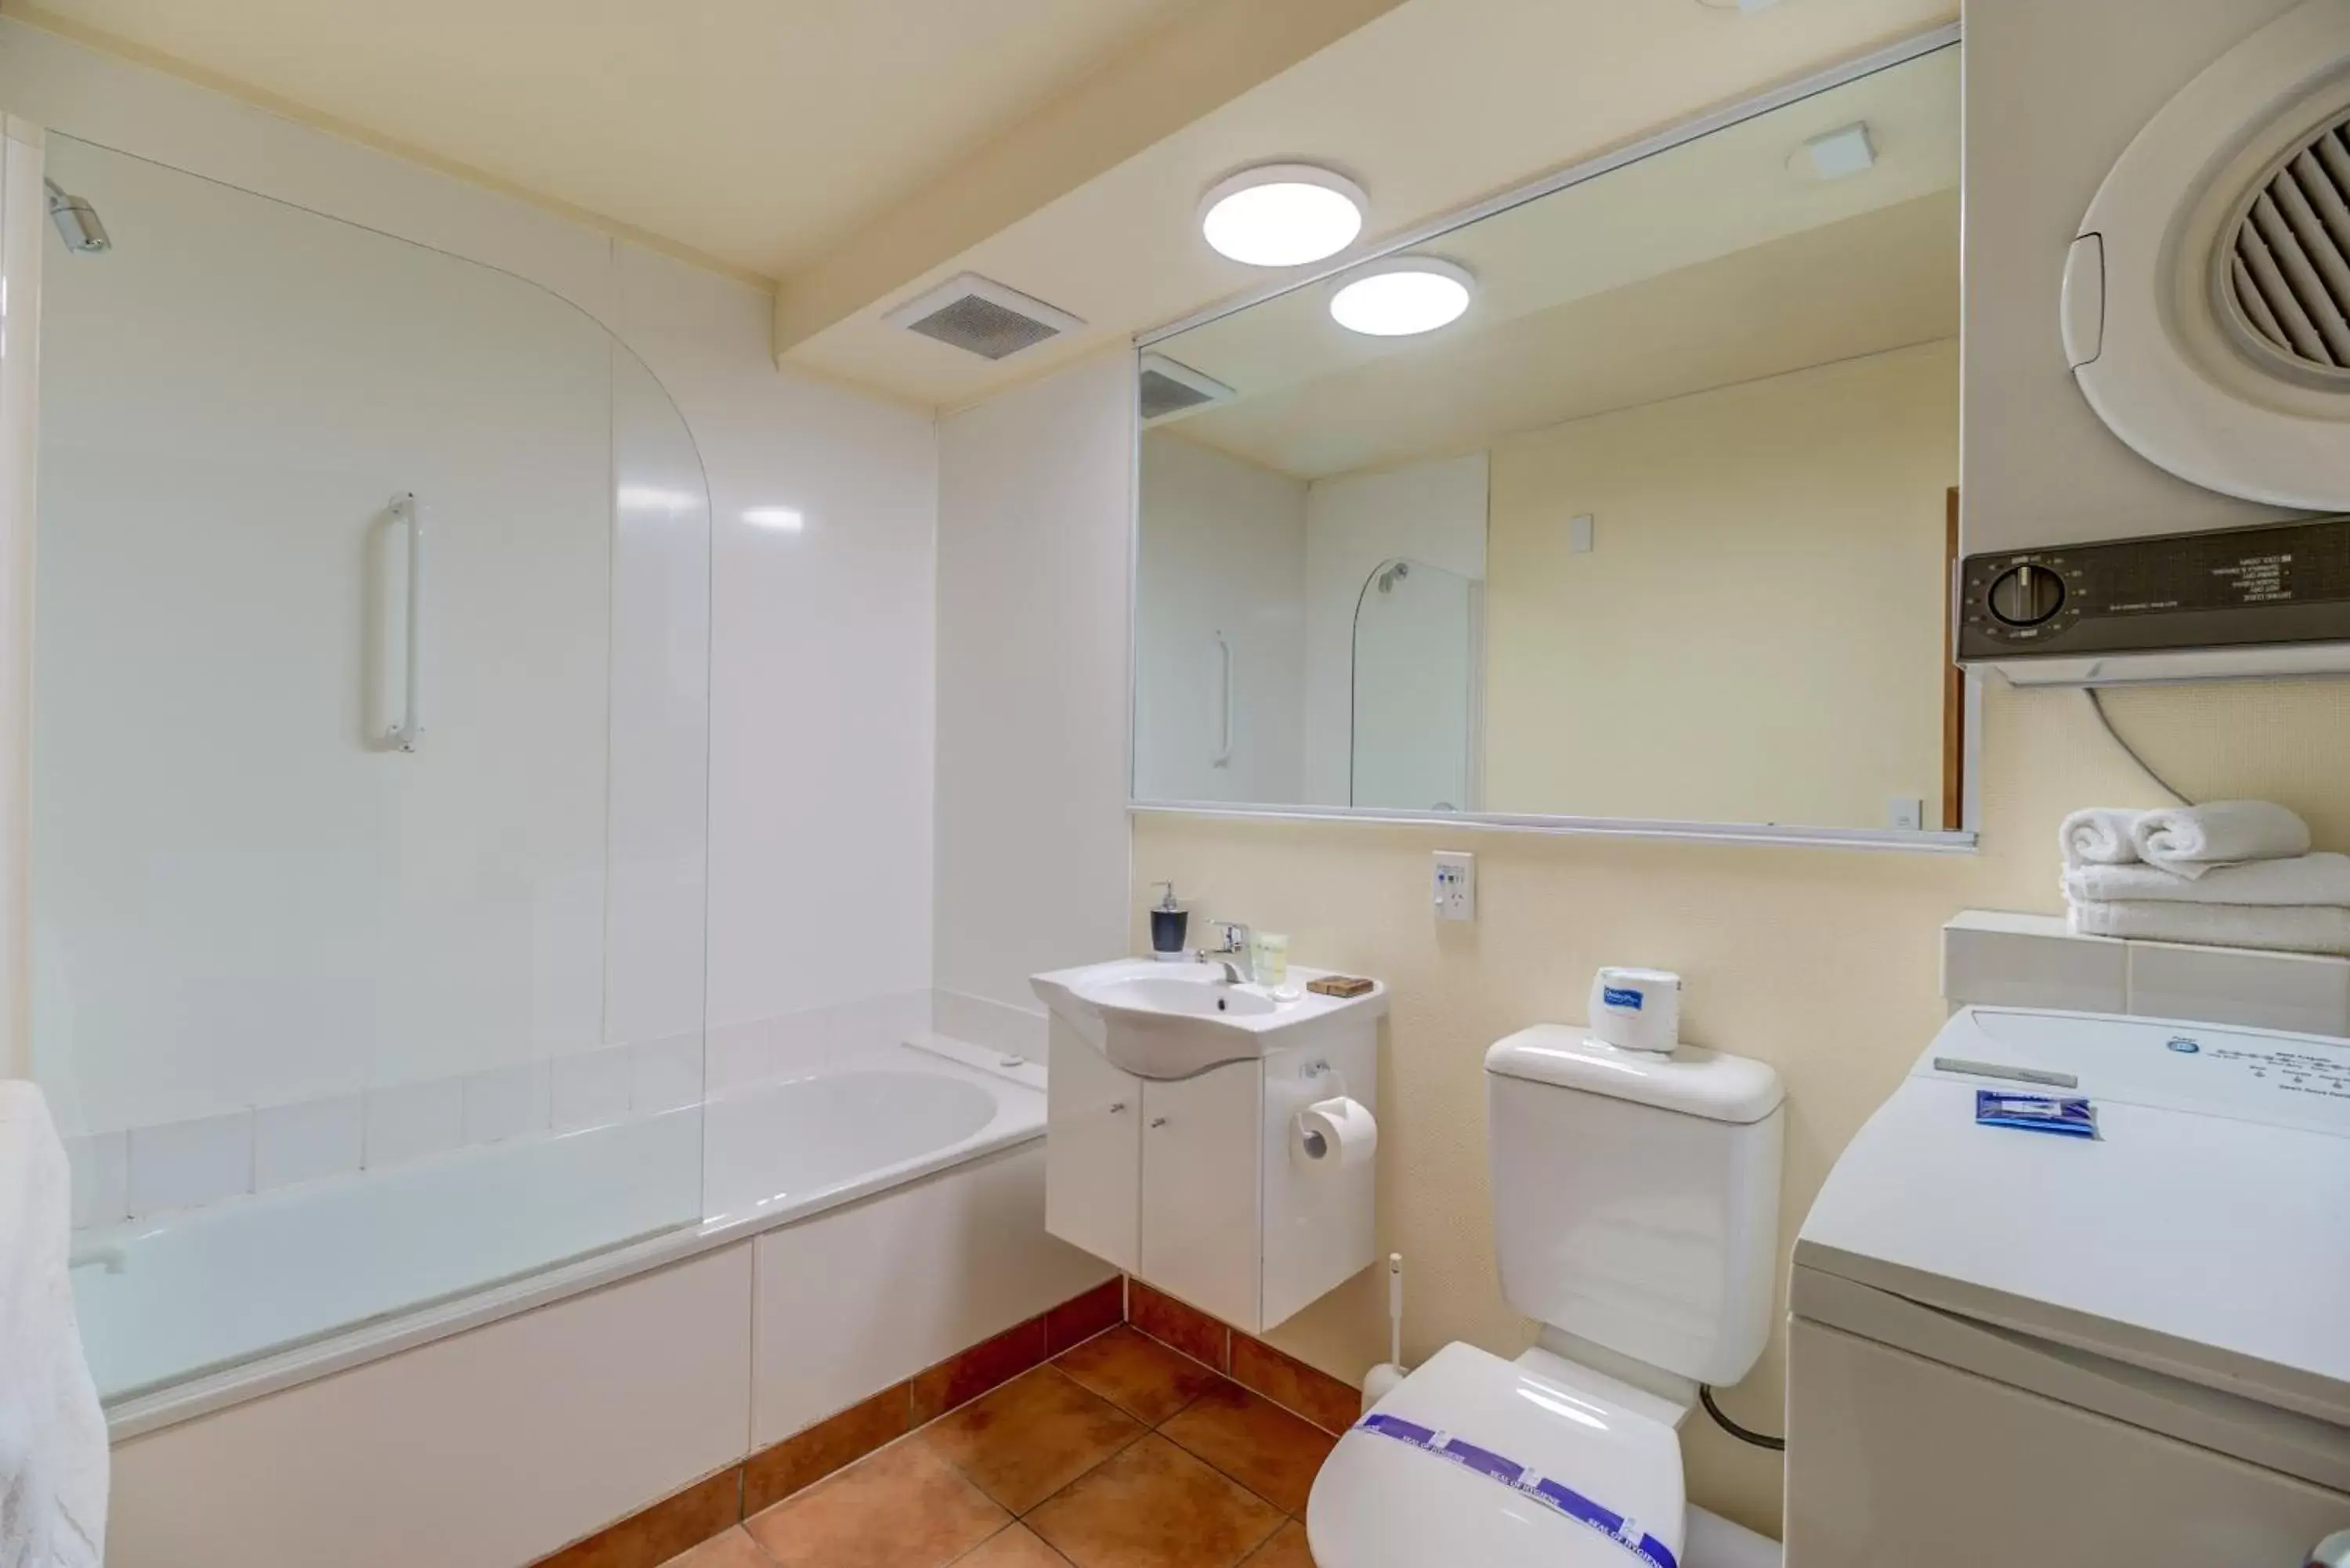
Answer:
(1796, 1006, 2350, 1425)
(1307, 1342, 1685, 1568)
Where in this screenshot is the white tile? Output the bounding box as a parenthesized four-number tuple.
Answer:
(1941, 911, 2128, 1013)
(831, 989, 932, 1055)
(363, 1078, 464, 1169)
(933, 988, 1048, 1061)
(703, 1018, 778, 1096)
(127, 1111, 254, 1216)
(767, 1007, 835, 1078)
(254, 1096, 363, 1191)
(2125, 941, 2350, 1036)
(550, 1046, 634, 1132)
(630, 1035, 704, 1115)
(461, 1061, 551, 1145)
(66, 1131, 128, 1230)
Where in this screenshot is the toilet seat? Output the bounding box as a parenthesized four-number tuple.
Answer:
(1305, 1342, 1687, 1568)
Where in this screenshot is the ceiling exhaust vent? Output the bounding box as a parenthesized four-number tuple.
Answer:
(1137, 353, 1235, 425)
(884, 273, 1085, 361)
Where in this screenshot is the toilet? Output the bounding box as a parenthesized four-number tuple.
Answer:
(1306, 1024, 1787, 1568)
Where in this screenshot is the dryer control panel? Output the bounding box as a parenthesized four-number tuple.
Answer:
(1958, 514, 2350, 662)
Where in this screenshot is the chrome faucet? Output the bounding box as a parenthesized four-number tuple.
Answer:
(1196, 921, 1250, 985)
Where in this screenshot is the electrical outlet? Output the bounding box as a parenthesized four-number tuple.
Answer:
(1434, 851, 1477, 922)
(1888, 796, 1925, 832)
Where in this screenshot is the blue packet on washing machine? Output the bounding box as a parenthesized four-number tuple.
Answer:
(1975, 1089, 2099, 1139)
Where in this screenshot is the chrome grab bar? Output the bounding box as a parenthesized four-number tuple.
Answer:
(386, 492, 424, 753)
(1212, 630, 1234, 769)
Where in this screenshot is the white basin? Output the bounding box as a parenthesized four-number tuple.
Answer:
(1030, 958, 1387, 1078)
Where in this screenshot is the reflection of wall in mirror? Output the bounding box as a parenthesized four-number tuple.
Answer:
(1134, 434, 1307, 804)
(1303, 455, 1487, 807)
(1484, 338, 1956, 828)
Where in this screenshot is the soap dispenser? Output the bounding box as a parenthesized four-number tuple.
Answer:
(1148, 883, 1189, 962)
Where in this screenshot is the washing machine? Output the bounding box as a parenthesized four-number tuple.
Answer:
(1785, 1006, 2350, 1566)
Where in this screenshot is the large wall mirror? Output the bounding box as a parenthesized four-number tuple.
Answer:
(1130, 39, 1968, 845)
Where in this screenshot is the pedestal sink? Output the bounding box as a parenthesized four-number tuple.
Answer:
(1030, 957, 1386, 1079)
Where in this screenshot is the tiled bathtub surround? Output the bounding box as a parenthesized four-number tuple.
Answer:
(64, 988, 943, 1228)
(537, 1277, 1356, 1568)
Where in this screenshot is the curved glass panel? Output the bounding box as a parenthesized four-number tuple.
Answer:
(33, 135, 710, 1400)
(1350, 558, 1477, 811)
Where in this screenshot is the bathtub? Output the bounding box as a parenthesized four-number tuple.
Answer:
(81, 1037, 1049, 1429)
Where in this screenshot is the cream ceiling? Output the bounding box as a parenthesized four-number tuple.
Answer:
(8, 0, 1961, 407)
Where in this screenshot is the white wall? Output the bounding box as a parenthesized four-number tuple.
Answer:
(1301, 454, 1486, 806)
(1133, 432, 1307, 806)
(0, 20, 939, 1124)
(933, 352, 1133, 1019)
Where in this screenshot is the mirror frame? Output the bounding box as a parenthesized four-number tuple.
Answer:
(1125, 21, 1976, 853)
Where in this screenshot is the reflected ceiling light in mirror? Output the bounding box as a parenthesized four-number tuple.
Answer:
(1199, 164, 1366, 267)
(743, 506, 804, 533)
(1329, 258, 1474, 337)
(1792, 121, 1877, 180)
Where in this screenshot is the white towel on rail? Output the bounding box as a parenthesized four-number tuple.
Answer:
(2067, 899, 2350, 956)
(2063, 851, 2350, 909)
(2059, 807, 2142, 868)
(2131, 800, 2311, 880)
(0, 1082, 107, 1568)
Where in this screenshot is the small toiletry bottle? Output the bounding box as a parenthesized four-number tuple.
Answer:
(1251, 931, 1290, 989)
(1149, 883, 1190, 962)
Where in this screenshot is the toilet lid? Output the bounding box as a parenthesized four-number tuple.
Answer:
(1305, 1342, 1687, 1568)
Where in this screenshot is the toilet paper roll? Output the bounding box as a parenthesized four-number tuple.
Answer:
(1292, 1096, 1377, 1171)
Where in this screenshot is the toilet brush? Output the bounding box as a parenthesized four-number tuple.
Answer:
(1360, 1252, 1408, 1412)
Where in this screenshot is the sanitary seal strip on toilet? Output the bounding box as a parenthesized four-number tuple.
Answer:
(1354, 1413, 1680, 1568)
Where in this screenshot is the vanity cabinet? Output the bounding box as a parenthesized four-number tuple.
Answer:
(1043, 1017, 1378, 1335)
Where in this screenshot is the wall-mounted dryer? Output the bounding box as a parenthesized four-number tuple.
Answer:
(2064, 0, 2350, 512)
(1957, 0, 2350, 685)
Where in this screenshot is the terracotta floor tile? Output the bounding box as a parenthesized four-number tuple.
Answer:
(1053, 1327, 1225, 1426)
(660, 1526, 776, 1568)
(1228, 1338, 1361, 1436)
(920, 1367, 1145, 1512)
(745, 1439, 1008, 1568)
(950, 1524, 1075, 1567)
(1237, 1523, 1314, 1568)
(1158, 1383, 1336, 1514)
(1025, 1435, 1284, 1568)
(1127, 1282, 1230, 1373)
(912, 1317, 1053, 1425)
(745, 1384, 912, 1513)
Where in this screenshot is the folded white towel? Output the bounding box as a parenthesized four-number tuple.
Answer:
(2064, 851, 2350, 908)
(2067, 899, 2350, 956)
(2131, 800, 2311, 880)
(0, 1083, 107, 1568)
(2059, 807, 2142, 868)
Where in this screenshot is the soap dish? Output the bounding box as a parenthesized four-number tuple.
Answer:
(1307, 975, 1374, 999)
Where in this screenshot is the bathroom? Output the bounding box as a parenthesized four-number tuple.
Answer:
(2, 0, 2346, 1565)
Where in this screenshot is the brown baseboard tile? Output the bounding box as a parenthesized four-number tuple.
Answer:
(1043, 1275, 1125, 1356)
(532, 1465, 741, 1568)
(1230, 1333, 1361, 1436)
(742, 1382, 912, 1515)
(1127, 1280, 1231, 1374)
(909, 1313, 1051, 1424)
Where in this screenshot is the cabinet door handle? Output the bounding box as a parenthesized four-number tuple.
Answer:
(1108, 1101, 1127, 1114)
(1149, 1116, 1169, 1128)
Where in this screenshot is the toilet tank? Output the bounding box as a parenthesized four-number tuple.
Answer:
(1484, 1025, 1784, 1387)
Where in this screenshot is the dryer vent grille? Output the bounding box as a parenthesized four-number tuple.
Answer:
(2223, 110, 2350, 385)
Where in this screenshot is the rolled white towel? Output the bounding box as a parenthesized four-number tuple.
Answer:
(2059, 807, 2142, 868)
(2131, 800, 2312, 880)
(2066, 899, 2350, 956)
(2064, 851, 2350, 908)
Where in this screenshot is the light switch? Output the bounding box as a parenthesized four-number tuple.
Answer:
(1434, 851, 1476, 922)
(1888, 797, 1925, 832)
(1568, 514, 1595, 554)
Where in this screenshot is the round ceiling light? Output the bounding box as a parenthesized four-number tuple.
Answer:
(1329, 258, 1474, 337)
(1199, 164, 1366, 267)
